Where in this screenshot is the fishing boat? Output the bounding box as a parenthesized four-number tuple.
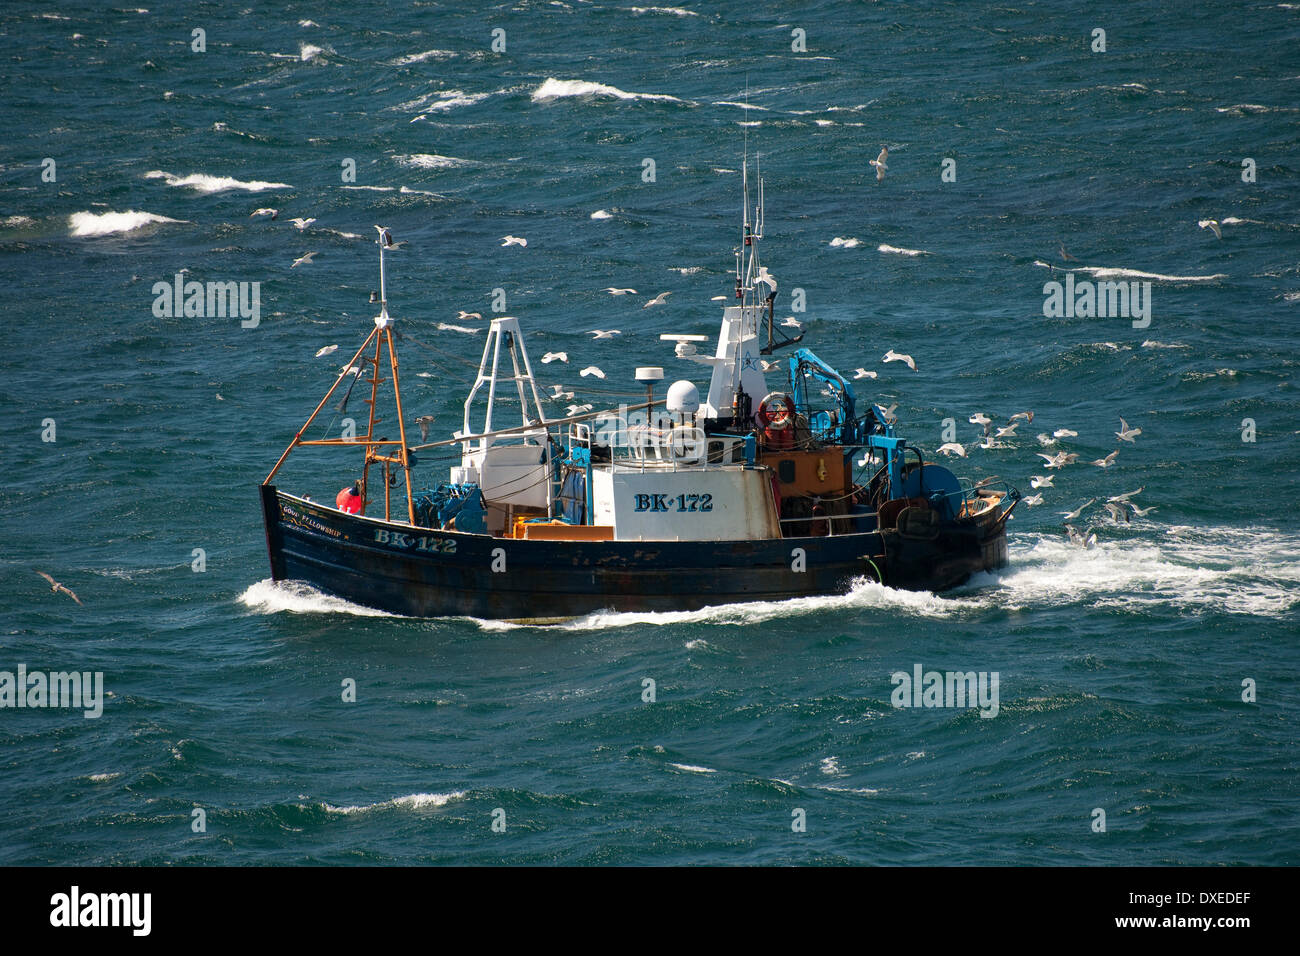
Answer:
(258, 171, 1018, 620)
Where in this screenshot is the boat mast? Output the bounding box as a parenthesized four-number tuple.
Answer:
(262, 226, 417, 526)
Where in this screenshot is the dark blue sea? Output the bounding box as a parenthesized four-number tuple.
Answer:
(2, 0, 1298, 866)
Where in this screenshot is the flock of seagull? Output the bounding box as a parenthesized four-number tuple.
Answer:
(931, 409, 1153, 548)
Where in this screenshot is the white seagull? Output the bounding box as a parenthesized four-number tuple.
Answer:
(1030, 475, 1054, 489)
(314, 344, 338, 358)
(580, 366, 605, 378)
(781, 316, 804, 329)
(643, 291, 672, 308)
(289, 217, 316, 230)
(457, 311, 482, 321)
(291, 252, 318, 267)
(1053, 428, 1079, 438)
(589, 330, 621, 339)
(1022, 493, 1044, 506)
(995, 423, 1019, 438)
(1116, 418, 1142, 442)
(501, 235, 527, 247)
(604, 288, 637, 295)
(1091, 450, 1120, 468)
(250, 208, 278, 220)
(882, 349, 917, 371)
(852, 368, 878, 380)
(869, 146, 889, 181)
(549, 385, 574, 400)
(541, 352, 568, 364)
(1198, 219, 1222, 240)
(566, 403, 593, 416)
(1108, 487, 1145, 503)
(936, 442, 967, 458)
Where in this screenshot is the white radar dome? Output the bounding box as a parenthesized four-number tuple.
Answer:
(665, 380, 700, 415)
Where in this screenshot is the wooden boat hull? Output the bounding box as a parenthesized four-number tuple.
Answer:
(260, 485, 1007, 620)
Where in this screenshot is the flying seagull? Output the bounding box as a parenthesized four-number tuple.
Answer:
(457, 311, 482, 321)
(37, 571, 82, 605)
(1091, 450, 1120, 468)
(883, 349, 917, 371)
(604, 288, 637, 295)
(289, 217, 316, 230)
(250, 208, 278, 220)
(869, 146, 889, 181)
(541, 352, 568, 364)
(852, 368, 878, 380)
(589, 330, 621, 339)
(1053, 428, 1078, 438)
(643, 291, 672, 308)
(580, 366, 605, 379)
(414, 415, 436, 442)
(1198, 219, 1222, 240)
(936, 442, 967, 458)
(501, 235, 527, 247)
(291, 252, 318, 267)
(1116, 418, 1142, 443)
(1030, 475, 1054, 489)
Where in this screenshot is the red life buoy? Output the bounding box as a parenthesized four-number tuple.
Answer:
(757, 392, 794, 449)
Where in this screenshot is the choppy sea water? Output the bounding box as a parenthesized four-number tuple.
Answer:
(1, 0, 1298, 865)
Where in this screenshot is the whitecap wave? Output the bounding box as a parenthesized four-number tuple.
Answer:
(393, 49, 457, 65)
(323, 791, 466, 814)
(145, 170, 291, 193)
(626, 5, 699, 15)
(69, 209, 182, 236)
(829, 236, 861, 248)
(1069, 265, 1227, 282)
(395, 153, 474, 169)
(878, 243, 930, 256)
(669, 763, 717, 774)
(531, 77, 684, 103)
(590, 209, 613, 220)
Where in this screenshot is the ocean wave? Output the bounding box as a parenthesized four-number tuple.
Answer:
(626, 5, 699, 15)
(436, 322, 482, 334)
(322, 791, 466, 814)
(878, 243, 930, 256)
(4, 215, 35, 227)
(669, 763, 717, 774)
(395, 153, 474, 169)
(531, 77, 685, 103)
(590, 209, 613, 220)
(238, 579, 400, 617)
(1064, 264, 1227, 283)
(829, 237, 861, 248)
(145, 170, 291, 193)
(69, 209, 183, 236)
(299, 43, 326, 62)
(393, 49, 458, 65)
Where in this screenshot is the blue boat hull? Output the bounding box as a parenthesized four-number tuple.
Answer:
(260, 485, 1007, 619)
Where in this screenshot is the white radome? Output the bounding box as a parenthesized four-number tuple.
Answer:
(666, 380, 700, 415)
